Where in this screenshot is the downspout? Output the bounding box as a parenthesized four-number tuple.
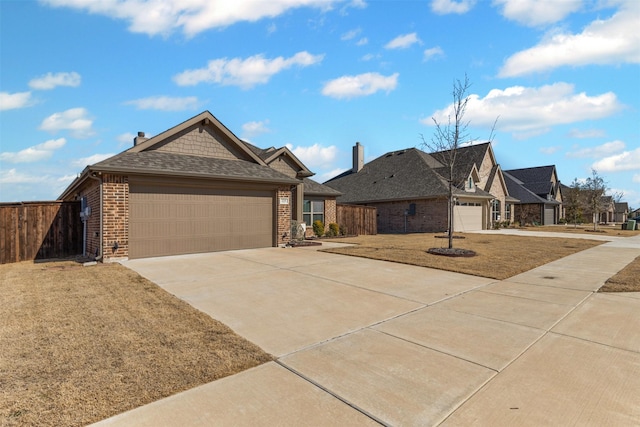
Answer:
(88, 172, 103, 261)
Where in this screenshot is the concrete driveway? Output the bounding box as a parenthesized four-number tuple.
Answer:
(95, 237, 640, 426)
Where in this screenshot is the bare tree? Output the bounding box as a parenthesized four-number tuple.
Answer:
(420, 75, 471, 249)
(583, 169, 608, 231)
(420, 74, 496, 249)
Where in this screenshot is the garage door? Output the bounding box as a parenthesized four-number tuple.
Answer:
(129, 182, 274, 259)
(453, 205, 483, 232)
(544, 206, 555, 225)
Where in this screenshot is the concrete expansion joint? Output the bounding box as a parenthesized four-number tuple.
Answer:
(274, 360, 388, 426)
(548, 331, 640, 355)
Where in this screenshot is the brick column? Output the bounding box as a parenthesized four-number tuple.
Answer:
(102, 174, 129, 260)
(276, 187, 292, 245)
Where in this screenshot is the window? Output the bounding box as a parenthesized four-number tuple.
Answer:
(468, 177, 473, 189)
(505, 203, 512, 222)
(303, 199, 324, 226)
(492, 199, 501, 222)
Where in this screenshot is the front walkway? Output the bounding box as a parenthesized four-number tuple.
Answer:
(94, 235, 640, 426)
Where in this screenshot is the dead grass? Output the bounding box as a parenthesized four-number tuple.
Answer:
(520, 225, 640, 236)
(323, 233, 603, 280)
(599, 256, 640, 293)
(0, 261, 273, 427)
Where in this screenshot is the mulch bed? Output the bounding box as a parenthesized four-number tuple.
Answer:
(427, 247, 477, 257)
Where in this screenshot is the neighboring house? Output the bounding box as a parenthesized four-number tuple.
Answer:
(324, 142, 514, 233)
(503, 165, 563, 225)
(598, 196, 615, 224)
(614, 202, 629, 223)
(60, 111, 339, 261)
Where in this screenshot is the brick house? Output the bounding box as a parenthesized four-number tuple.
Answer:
(503, 165, 563, 225)
(324, 142, 515, 233)
(59, 111, 338, 261)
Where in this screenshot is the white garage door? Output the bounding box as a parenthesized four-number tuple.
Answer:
(453, 205, 483, 232)
(129, 182, 274, 259)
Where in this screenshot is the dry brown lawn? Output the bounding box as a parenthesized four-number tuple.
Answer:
(521, 225, 640, 236)
(600, 256, 640, 293)
(323, 233, 603, 280)
(0, 261, 272, 427)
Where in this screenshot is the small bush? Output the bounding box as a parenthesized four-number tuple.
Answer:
(312, 220, 325, 237)
(339, 225, 348, 236)
(328, 223, 340, 237)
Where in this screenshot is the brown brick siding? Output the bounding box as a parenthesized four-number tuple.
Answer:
(372, 199, 448, 233)
(325, 199, 337, 226)
(276, 187, 292, 245)
(102, 174, 129, 260)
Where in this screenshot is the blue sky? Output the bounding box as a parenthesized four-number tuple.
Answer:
(1, 0, 639, 209)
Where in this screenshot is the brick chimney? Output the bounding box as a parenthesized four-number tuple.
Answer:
(352, 142, 364, 173)
(133, 131, 148, 146)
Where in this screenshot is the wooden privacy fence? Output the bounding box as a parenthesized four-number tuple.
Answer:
(0, 201, 82, 264)
(337, 204, 377, 235)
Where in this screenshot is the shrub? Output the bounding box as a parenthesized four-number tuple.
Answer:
(328, 223, 340, 237)
(312, 220, 325, 237)
(339, 225, 348, 236)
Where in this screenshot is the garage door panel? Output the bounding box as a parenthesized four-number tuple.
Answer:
(454, 205, 483, 232)
(129, 183, 274, 259)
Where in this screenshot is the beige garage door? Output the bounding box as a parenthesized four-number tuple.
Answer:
(129, 182, 274, 259)
(453, 205, 483, 232)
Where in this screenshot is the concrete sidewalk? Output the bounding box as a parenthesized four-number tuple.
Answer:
(94, 235, 640, 426)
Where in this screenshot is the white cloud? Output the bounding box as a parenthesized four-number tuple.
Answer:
(39, 108, 95, 138)
(0, 91, 34, 111)
(318, 167, 348, 183)
(423, 46, 444, 61)
(42, 0, 343, 37)
(322, 72, 399, 99)
(125, 96, 200, 111)
(568, 128, 606, 139)
(174, 51, 324, 89)
(28, 71, 81, 90)
(566, 140, 626, 159)
(356, 37, 368, 46)
(591, 147, 640, 172)
(285, 143, 338, 169)
(242, 120, 271, 138)
(0, 169, 47, 184)
(492, 0, 582, 27)
(431, 0, 476, 14)
(633, 174, 640, 184)
(72, 153, 115, 167)
(385, 32, 421, 49)
(499, 2, 640, 77)
(425, 82, 622, 137)
(0, 138, 66, 163)
(341, 28, 361, 41)
(116, 132, 137, 146)
(540, 146, 561, 155)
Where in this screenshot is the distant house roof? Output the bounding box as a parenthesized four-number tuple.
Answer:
(615, 202, 629, 212)
(504, 165, 559, 199)
(325, 146, 495, 204)
(503, 171, 559, 205)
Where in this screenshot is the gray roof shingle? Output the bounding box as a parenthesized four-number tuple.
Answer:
(324, 146, 494, 203)
(92, 151, 299, 184)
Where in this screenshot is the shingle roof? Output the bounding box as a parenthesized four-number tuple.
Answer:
(92, 151, 299, 184)
(504, 165, 557, 198)
(503, 171, 559, 205)
(303, 178, 341, 197)
(324, 147, 494, 204)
